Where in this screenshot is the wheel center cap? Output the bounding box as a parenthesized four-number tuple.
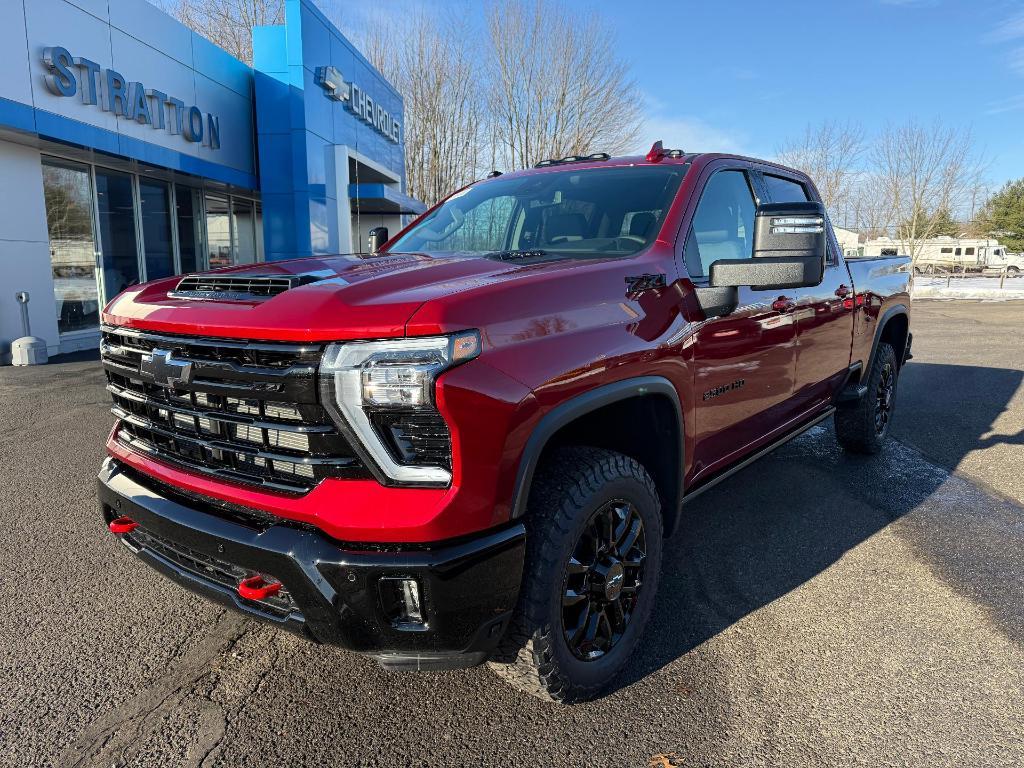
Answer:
(604, 562, 625, 601)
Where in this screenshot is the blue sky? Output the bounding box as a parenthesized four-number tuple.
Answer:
(600, 0, 1024, 187)
(329, 0, 1024, 189)
(156, 0, 1024, 188)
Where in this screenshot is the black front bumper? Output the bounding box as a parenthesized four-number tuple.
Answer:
(97, 458, 525, 670)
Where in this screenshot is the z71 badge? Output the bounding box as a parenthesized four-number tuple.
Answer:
(703, 379, 746, 401)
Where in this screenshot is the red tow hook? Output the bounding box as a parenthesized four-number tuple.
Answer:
(109, 516, 139, 534)
(238, 574, 282, 601)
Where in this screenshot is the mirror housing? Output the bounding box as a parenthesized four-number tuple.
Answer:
(753, 200, 828, 261)
(368, 226, 389, 253)
(693, 201, 827, 319)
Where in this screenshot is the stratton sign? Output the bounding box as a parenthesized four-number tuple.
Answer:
(41, 46, 222, 150)
(315, 65, 401, 144)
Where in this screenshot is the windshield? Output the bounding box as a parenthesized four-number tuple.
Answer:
(389, 165, 688, 258)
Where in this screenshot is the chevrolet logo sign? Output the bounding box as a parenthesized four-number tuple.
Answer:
(315, 66, 350, 102)
(139, 348, 193, 389)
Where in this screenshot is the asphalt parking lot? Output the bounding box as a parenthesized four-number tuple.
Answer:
(2, 301, 1022, 768)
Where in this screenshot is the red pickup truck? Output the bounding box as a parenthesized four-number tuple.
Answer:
(98, 146, 911, 702)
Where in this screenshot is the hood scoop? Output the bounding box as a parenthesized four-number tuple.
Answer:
(169, 271, 332, 301)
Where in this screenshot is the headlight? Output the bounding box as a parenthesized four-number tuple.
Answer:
(319, 331, 480, 485)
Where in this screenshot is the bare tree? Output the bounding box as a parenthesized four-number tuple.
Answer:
(485, 0, 643, 170)
(871, 121, 983, 262)
(776, 121, 865, 226)
(848, 173, 896, 241)
(158, 0, 285, 64)
(360, 11, 487, 206)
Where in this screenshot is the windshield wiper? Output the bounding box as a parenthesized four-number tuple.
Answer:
(484, 249, 550, 261)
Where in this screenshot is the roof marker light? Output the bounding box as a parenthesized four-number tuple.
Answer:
(646, 140, 665, 162)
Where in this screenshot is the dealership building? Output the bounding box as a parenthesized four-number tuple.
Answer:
(0, 0, 423, 363)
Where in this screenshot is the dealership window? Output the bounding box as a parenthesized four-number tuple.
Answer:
(139, 180, 175, 280)
(205, 193, 263, 268)
(176, 185, 204, 274)
(233, 199, 257, 265)
(95, 168, 141, 301)
(42, 160, 99, 335)
(40, 154, 263, 341)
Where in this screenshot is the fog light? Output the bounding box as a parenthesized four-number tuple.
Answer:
(380, 577, 427, 629)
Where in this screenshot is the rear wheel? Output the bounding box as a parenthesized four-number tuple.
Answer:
(835, 341, 899, 454)
(488, 447, 663, 703)
(1007, 266, 1020, 277)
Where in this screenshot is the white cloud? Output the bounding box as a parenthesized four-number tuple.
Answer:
(633, 114, 753, 156)
(1009, 48, 1024, 76)
(985, 94, 1024, 115)
(986, 11, 1024, 44)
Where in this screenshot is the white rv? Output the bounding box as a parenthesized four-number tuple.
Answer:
(862, 236, 1021, 275)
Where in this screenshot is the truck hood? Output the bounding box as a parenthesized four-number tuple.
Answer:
(102, 252, 592, 342)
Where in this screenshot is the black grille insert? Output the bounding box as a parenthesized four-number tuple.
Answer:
(171, 272, 327, 300)
(371, 411, 452, 470)
(101, 325, 369, 493)
(123, 524, 298, 617)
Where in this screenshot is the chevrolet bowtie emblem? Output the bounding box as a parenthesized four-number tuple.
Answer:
(139, 348, 193, 389)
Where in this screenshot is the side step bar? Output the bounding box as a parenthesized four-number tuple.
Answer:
(682, 407, 835, 505)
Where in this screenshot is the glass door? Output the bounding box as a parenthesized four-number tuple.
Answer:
(232, 198, 256, 265)
(139, 179, 174, 280)
(95, 169, 140, 300)
(42, 160, 100, 335)
(205, 194, 232, 268)
(175, 185, 204, 274)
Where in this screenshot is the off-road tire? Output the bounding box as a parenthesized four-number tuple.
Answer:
(488, 447, 663, 703)
(835, 341, 899, 454)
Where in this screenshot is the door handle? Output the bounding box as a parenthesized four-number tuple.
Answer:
(835, 284, 851, 298)
(771, 296, 796, 313)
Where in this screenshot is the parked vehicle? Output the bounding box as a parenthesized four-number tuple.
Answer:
(864, 236, 1020, 275)
(96, 145, 912, 702)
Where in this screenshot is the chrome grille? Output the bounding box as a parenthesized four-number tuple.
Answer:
(101, 325, 367, 493)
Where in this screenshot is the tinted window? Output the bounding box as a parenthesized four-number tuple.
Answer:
(95, 169, 140, 298)
(391, 166, 687, 258)
(139, 180, 174, 280)
(965, 247, 975, 256)
(684, 170, 756, 278)
(763, 174, 808, 203)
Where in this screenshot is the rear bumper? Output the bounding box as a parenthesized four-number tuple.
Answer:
(97, 458, 525, 670)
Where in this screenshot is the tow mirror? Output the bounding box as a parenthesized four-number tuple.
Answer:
(694, 201, 827, 319)
(368, 226, 389, 253)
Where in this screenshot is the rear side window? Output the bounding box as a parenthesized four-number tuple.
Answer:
(684, 170, 756, 279)
(763, 174, 808, 203)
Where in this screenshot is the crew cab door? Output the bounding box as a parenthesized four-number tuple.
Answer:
(758, 172, 854, 411)
(683, 165, 797, 480)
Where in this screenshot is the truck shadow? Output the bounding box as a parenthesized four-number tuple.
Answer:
(613, 361, 1024, 694)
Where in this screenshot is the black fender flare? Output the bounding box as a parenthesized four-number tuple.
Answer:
(510, 376, 684, 522)
(865, 303, 910, 376)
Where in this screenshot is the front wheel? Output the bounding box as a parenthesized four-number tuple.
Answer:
(488, 447, 663, 703)
(835, 342, 899, 454)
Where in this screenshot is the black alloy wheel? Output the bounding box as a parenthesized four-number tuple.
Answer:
(561, 500, 647, 661)
(875, 361, 895, 436)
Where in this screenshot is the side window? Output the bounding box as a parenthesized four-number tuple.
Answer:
(965, 247, 975, 256)
(763, 174, 808, 203)
(684, 170, 756, 279)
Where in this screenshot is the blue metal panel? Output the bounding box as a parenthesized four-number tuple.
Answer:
(0, 97, 38, 134)
(349, 183, 427, 215)
(253, 0, 420, 261)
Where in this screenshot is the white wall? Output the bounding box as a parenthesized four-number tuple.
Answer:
(0, 141, 61, 363)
